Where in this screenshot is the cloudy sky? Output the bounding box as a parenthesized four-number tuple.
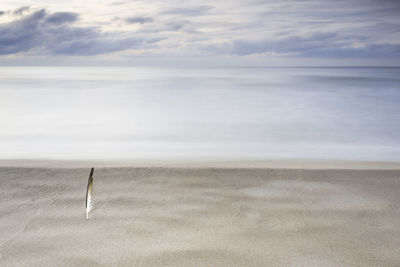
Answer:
(1, 0, 400, 66)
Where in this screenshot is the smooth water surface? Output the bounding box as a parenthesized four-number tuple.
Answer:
(1, 66, 399, 160)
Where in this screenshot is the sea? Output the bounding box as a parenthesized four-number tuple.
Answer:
(1, 66, 399, 161)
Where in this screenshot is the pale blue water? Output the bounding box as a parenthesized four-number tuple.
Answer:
(0, 66, 399, 160)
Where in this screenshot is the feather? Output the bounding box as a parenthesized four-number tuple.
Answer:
(85, 167, 94, 219)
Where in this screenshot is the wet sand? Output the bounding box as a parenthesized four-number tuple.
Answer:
(1, 163, 400, 266)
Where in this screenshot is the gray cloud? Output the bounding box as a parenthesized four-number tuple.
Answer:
(14, 6, 30, 15)
(0, 11, 5, 16)
(206, 32, 400, 59)
(111, 2, 126, 5)
(162, 5, 213, 16)
(125, 16, 154, 24)
(0, 9, 161, 55)
(45, 12, 79, 25)
(231, 33, 339, 56)
(164, 21, 188, 31)
(200, 31, 400, 59)
(1, 1, 400, 61)
(50, 37, 147, 55)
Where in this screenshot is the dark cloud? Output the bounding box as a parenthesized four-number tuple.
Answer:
(0, 9, 46, 54)
(14, 6, 30, 15)
(162, 5, 213, 16)
(0, 11, 5, 16)
(125, 16, 154, 24)
(45, 12, 78, 25)
(0, 9, 161, 55)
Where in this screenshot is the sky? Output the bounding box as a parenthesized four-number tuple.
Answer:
(0, 0, 400, 66)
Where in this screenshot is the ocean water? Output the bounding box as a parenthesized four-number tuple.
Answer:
(0, 66, 399, 161)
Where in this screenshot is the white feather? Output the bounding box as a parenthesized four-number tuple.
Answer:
(86, 190, 93, 219)
(86, 168, 94, 219)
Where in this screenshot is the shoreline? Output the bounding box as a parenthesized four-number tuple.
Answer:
(1, 158, 400, 169)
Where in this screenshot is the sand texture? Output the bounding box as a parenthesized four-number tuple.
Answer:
(1, 167, 400, 266)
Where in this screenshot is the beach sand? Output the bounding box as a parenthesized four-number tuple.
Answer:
(1, 161, 400, 266)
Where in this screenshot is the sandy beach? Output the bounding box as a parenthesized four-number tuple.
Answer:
(0, 160, 399, 266)
(2, 0, 400, 265)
